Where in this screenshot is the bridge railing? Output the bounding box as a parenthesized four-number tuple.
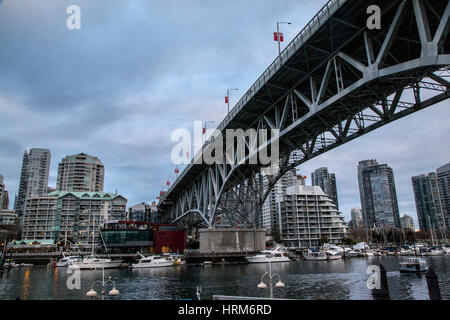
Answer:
(163, 0, 347, 199)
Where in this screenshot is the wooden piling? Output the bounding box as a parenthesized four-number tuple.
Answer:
(372, 264, 390, 300)
(426, 266, 441, 300)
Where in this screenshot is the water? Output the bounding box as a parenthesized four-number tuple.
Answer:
(0, 256, 449, 300)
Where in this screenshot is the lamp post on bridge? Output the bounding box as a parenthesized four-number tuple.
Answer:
(226, 88, 239, 114)
(275, 22, 292, 64)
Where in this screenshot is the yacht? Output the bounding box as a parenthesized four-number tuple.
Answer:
(325, 250, 342, 260)
(245, 247, 290, 263)
(131, 252, 175, 268)
(425, 247, 445, 256)
(56, 255, 82, 267)
(364, 250, 375, 257)
(303, 250, 327, 261)
(348, 249, 363, 257)
(68, 217, 122, 270)
(399, 257, 428, 273)
(69, 255, 123, 270)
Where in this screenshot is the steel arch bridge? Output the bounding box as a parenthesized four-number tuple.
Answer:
(158, 0, 450, 229)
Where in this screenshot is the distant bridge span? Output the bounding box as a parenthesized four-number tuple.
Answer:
(158, 0, 450, 229)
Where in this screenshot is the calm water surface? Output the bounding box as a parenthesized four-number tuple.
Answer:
(0, 256, 449, 300)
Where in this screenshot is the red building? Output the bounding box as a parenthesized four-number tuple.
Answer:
(100, 220, 186, 254)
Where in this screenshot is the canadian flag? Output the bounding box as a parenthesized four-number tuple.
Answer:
(225, 96, 229, 104)
(203, 127, 206, 134)
(274, 32, 284, 42)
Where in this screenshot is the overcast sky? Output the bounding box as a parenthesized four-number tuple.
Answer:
(0, 0, 449, 228)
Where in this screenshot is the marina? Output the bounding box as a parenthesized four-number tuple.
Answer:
(0, 254, 449, 300)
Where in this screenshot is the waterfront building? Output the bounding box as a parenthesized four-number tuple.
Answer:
(349, 208, 364, 229)
(15, 148, 51, 216)
(0, 210, 18, 226)
(21, 191, 127, 246)
(276, 184, 348, 248)
(411, 172, 445, 231)
(262, 169, 301, 238)
(127, 202, 158, 223)
(311, 167, 339, 209)
(357, 160, 401, 229)
(436, 162, 450, 231)
(0, 174, 9, 210)
(400, 214, 415, 231)
(100, 220, 185, 254)
(56, 153, 104, 192)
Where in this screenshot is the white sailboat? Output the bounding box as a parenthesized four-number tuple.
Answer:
(69, 216, 122, 270)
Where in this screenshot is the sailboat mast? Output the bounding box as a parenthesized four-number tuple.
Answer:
(92, 214, 95, 255)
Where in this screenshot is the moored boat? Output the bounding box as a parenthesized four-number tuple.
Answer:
(303, 249, 327, 261)
(326, 250, 342, 260)
(245, 246, 290, 263)
(399, 257, 428, 273)
(69, 255, 123, 270)
(131, 252, 175, 268)
(56, 255, 82, 267)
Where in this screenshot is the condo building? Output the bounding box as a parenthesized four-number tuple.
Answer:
(128, 201, 158, 223)
(276, 184, 348, 248)
(311, 167, 339, 209)
(0, 210, 17, 226)
(56, 153, 104, 192)
(22, 191, 127, 245)
(15, 148, 51, 216)
(262, 169, 300, 237)
(349, 207, 364, 229)
(0, 174, 9, 210)
(411, 172, 445, 231)
(358, 160, 401, 229)
(400, 214, 415, 231)
(436, 162, 450, 231)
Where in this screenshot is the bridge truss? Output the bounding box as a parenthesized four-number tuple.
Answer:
(159, 0, 450, 229)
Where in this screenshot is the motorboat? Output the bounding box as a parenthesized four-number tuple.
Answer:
(348, 249, 363, 257)
(245, 246, 290, 263)
(303, 249, 327, 261)
(372, 250, 384, 256)
(424, 247, 445, 256)
(364, 250, 375, 257)
(399, 257, 428, 273)
(2, 260, 18, 268)
(17, 263, 33, 267)
(325, 250, 342, 260)
(131, 252, 175, 268)
(56, 255, 82, 267)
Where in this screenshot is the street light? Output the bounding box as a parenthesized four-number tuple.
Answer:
(276, 21, 292, 64)
(86, 268, 119, 299)
(226, 88, 239, 113)
(257, 261, 285, 299)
